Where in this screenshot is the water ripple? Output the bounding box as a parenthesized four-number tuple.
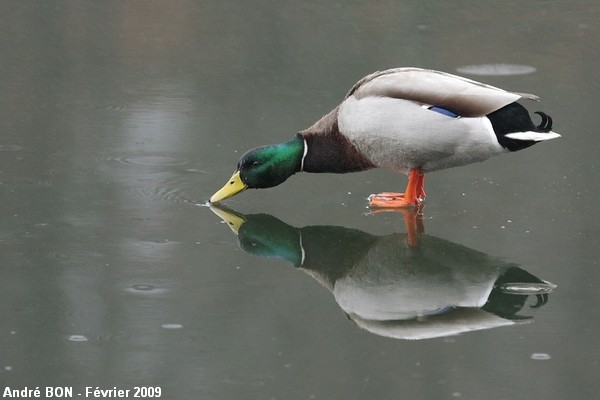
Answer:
(456, 64, 537, 76)
(161, 323, 183, 329)
(130, 183, 196, 204)
(123, 283, 170, 296)
(67, 334, 89, 342)
(0, 144, 24, 151)
(103, 104, 131, 111)
(45, 250, 105, 265)
(98, 154, 189, 167)
(96, 333, 132, 343)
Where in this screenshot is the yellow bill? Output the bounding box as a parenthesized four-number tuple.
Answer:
(210, 171, 248, 203)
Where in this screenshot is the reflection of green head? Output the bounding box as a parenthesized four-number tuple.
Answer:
(210, 206, 304, 265)
(237, 214, 303, 265)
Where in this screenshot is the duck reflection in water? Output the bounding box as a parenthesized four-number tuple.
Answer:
(209, 205, 555, 340)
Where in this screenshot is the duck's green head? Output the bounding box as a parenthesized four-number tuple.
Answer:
(210, 135, 305, 203)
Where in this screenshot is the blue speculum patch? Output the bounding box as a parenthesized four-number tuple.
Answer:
(429, 106, 459, 118)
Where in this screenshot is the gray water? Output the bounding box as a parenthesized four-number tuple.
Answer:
(1, 1, 599, 399)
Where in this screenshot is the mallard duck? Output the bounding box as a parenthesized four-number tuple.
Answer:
(210, 67, 560, 207)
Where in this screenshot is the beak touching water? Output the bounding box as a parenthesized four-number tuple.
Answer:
(210, 171, 248, 203)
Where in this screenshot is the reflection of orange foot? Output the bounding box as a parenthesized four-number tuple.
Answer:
(368, 202, 425, 247)
(402, 206, 425, 247)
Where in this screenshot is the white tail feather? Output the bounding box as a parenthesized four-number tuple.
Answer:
(504, 131, 561, 141)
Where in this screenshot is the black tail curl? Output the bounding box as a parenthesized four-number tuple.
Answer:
(488, 103, 556, 151)
(534, 111, 553, 132)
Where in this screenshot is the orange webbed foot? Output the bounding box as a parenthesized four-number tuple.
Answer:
(368, 168, 426, 209)
(368, 192, 421, 208)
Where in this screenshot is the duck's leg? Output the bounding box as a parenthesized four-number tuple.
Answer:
(369, 168, 425, 208)
(415, 170, 425, 200)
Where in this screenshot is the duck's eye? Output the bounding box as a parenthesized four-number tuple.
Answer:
(240, 159, 261, 170)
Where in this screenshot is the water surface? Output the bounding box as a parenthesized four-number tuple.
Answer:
(1, 1, 599, 399)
